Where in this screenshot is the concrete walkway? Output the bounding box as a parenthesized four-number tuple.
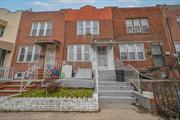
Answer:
(0, 104, 161, 120)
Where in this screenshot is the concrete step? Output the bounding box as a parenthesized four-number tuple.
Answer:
(99, 78, 116, 81)
(0, 85, 36, 90)
(99, 90, 133, 97)
(0, 90, 28, 96)
(99, 86, 134, 91)
(99, 81, 131, 86)
(100, 96, 136, 104)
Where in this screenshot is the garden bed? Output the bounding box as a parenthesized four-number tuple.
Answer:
(16, 88, 93, 98)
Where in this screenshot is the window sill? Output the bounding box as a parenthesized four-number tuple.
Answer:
(16, 61, 39, 64)
(121, 60, 146, 62)
(67, 60, 91, 63)
(28, 35, 51, 38)
(126, 32, 150, 35)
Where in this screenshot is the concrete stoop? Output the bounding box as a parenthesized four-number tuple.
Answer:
(99, 79, 136, 104)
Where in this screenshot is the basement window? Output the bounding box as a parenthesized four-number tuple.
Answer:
(14, 72, 23, 79)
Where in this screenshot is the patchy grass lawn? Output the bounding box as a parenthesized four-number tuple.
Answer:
(16, 88, 94, 98)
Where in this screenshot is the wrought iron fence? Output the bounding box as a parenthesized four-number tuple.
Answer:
(152, 81, 180, 120)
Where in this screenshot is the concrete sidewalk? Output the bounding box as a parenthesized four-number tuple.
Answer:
(0, 104, 161, 120)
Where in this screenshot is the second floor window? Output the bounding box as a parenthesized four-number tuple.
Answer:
(30, 22, 52, 36)
(126, 18, 149, 33)
(77, 20, 99, 35)
(18, 46, 41, 62)
(0, 25, 5, 37)
(177, 16, 180, 28)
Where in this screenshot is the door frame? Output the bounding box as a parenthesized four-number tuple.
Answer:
(96, 45, 109, 70)
(44, 44, 56, 68)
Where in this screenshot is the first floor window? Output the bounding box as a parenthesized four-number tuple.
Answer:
(119, 43, 145, 61)
(151, 45, 164, 67)
(68, 45, 90, 61)
(18, 46, 41, 62)
(177, 16, 180, 28)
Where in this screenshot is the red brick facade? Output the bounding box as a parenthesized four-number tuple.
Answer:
(11, 5, 180, 79)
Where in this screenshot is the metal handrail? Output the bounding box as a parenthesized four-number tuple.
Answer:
(115, 59, 141, 93)
(20, 64, 38, 93)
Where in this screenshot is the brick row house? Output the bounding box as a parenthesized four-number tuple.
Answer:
(7, 5, 180, 80)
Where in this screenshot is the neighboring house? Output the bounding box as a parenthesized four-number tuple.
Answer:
(10, 10, 65, 79)
(0, 8, 22, 67)
(159, 5, 180, 78)
(112, 6, 170, 78)
(10, 5, 180, 79)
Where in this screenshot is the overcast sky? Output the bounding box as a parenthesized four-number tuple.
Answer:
(0, 0, 180, 12)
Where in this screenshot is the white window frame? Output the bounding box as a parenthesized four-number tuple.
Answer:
(125, 18, 149, 33)
(17, 46, 41, 63)
(177, 16, 180, 28)
(67, 44, 91, 62)
(77, 20, 99, 35)
(119, 43, 146, 61)
(175, 43, 180, 57)
(30, 22, 52, 36)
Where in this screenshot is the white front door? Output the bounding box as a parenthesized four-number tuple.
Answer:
(45, 45, 56, 68)
(97, 46, 108, 69)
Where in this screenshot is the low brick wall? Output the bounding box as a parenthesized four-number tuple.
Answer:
(0, 94, 99, 112)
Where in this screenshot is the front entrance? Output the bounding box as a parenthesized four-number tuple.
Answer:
(45, 45, 56, 68)
(97, 46, 108, 69)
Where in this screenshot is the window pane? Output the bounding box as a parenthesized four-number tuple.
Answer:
(31, 23, 38, 36)
(128, 44, 136, 60)
(121, 53, 127, 60)
(33, 46, 41, 61)
(85, 21, 91, 34)
(120, 44, 128, 60)
(46, 22, 52, 36)
(18, 47, 26, 61)
(68, 46, 74, 61)
(77, 21, 83, 35)
(138, 52, 144, 60)
(133, 19, 141, 33)
(0, 25, 5, 37)
(76, 45, 82, 60)
(153, 56, 164, 67)
(39, 22, 45, 36)
(151, 45, 161, 55)
(84, 45, 90, 61)
(126, 20, 133, 33)
(141, 19, 149, 32)
(93, 21, 99, 34)
(26, 46, 33, 61)
(177, 16, 180, 27)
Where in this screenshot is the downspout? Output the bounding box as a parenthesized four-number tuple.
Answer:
(160, 6, 176, 56)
